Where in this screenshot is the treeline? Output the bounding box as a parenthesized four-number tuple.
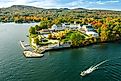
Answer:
(0, 5, 121, 23)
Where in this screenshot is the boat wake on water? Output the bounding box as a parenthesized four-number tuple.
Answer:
(80, 60, 108, 77)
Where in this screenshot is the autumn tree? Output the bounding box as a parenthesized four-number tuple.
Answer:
(29, 27, 36, 34)
(70, 32, 85, 46)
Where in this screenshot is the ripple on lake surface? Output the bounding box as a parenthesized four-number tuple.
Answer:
(0, 23, 121, 81)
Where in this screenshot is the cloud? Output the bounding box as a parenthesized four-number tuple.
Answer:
(0, 0, 61, 8)
(96, 0, 119, 5)
(0, 0, 121, 10)
(0, 0, 27, 7)
(63, 0, 87, 8)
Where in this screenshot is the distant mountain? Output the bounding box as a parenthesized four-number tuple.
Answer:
(0, 5, 121, 23)
(72, 8, 87, 11)
(9, 5, 43, 10)
(0, 5, 120, 12)
(3, 5, 43, 11)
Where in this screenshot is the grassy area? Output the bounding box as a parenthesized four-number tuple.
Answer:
(61, 30, 88, 42)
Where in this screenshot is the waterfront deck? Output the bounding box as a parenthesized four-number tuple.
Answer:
(23, 51, 44, 58)
(20, 40, 71, 58)
(20, 41, 44, 58)
(20, 41, 27, 50)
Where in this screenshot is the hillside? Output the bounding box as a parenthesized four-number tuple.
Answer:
(0, 5, 121, 23)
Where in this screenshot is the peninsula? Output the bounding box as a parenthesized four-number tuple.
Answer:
(28, 18, 121, 54)
(6, 5, 120, 56)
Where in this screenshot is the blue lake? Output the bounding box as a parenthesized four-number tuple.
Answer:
(0, 23, 121, 81)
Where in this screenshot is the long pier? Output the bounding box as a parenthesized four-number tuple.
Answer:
(20, 40, 71, 58)
(20, 40, 44, 58)
(20, 41, 27, 50)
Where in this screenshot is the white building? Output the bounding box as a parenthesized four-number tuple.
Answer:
(51, 24, 58, 30)
(51, 23, 82, 31)
(62, 23, 70, 28)
(82, 25, 99, 37)
(51, 24, 64, 31)
(86, 31, 99, 37)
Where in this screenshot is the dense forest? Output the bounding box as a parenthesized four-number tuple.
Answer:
(0, 5, 121, 23)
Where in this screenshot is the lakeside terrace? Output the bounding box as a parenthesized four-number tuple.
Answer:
(30, 23, 99, 54)
(20, 41, 44, 58)
(36, 23, 99, 38)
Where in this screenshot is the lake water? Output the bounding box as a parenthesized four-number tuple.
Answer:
(0, 23, 121, 81)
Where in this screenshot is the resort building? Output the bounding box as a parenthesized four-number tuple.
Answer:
(37, 23, 99, 42)
(51, 22, 82, 31)
(51, 24, 64, 31)
(81, 24, 99, 37)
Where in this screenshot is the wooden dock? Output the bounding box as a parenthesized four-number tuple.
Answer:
(23, 51, 44, 58)
(20, 40, 44, 58)
(20, 41, 27, 50)
(20, 40, 71, 58)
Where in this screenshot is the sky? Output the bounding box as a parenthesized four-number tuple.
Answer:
(0, 0, 121, 10)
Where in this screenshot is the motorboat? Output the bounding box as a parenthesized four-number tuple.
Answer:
(80, 66, 97, 76)
(80, 60, 108, 76)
